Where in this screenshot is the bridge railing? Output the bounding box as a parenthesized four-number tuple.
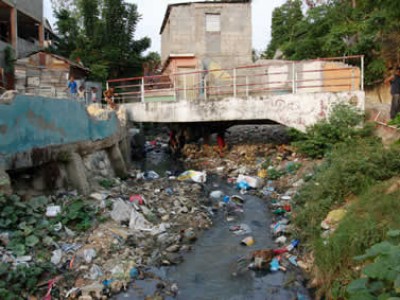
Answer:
(107, 55, 364, 103)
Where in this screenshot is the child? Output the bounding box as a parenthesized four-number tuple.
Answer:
(91, 87, 98, 103)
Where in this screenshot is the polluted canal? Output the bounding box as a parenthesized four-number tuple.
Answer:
(118, 125, 311, 300)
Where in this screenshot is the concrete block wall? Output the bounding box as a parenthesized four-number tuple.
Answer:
(16, 0, 43, 22)
(161, 2, 252, 70)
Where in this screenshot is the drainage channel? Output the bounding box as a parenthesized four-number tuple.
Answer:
(117, 141, 310, 300)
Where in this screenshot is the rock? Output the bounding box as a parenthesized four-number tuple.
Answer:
(81, 283, 103, 298)
(183, 228, 197, 243)
(90, 192, 105, 201)
(179, 206, 189, 214)
(98, 161, 106, 169)
(110, 280, 124, 294)
(0, 169, 12, 195)
(161, 215, 170, 221)
(166, 244, 180, 253)
(163, 253, 183, 265)
(110, 199, 132, 223)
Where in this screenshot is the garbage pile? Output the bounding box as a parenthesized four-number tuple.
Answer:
(0, 170, 213, 299)
(181, 137, 317, 278)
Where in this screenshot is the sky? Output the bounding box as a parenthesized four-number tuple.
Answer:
(43, 0, 287, 53)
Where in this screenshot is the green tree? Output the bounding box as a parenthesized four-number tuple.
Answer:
(265, 0, 400, 85)
(53, 9, 79, 58)
(264, 0, 303, 58)
(53, 0, 151, 82)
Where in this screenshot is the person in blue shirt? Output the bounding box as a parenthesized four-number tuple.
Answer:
(66, 76, 78, 98)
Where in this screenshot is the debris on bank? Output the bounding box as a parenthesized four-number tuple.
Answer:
(0, 171, 212, 299)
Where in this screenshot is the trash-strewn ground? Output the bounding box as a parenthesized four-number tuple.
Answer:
(1, 124, 318, 300)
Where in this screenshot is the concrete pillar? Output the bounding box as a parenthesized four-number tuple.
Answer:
(0, 168, 12, 195)
(107, 144, 128, 178)
(38, 23, 44, 48)
(10, 6, 17, 52)
(119, 137, 131, 166)
(65, 152, 90, 195)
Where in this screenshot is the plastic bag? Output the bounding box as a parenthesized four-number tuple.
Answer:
(177, 170, 207, 183)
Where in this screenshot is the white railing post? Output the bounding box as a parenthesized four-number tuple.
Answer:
(183, 74, 187, 100)
(292, 62, 296, 94)
(246, 76, 249, 98)
(141, 78, 144, 102)
(233, 68, 237, 98)
(173, 74, 177, 101)
(361, 55, 364, 91)
(204, 74, 207, 101)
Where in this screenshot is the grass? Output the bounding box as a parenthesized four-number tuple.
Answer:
(292, 138, 400, 298)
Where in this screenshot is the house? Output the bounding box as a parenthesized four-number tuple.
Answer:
(14, 51, 92, 99)
(160, 0, 252, 75)
(0, 0, 47, 89)
(0, 0, 44, 63)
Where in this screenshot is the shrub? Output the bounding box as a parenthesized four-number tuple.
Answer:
(293, 139, 400, 298)
(289, 103, 372, 158)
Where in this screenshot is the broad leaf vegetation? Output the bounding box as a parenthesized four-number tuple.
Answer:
(265, 0, 400, 85)
(51, 0, 160, 82)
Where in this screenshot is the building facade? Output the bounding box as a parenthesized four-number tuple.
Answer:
(0, 0, 44, 70)
(160, 0, 252, 75)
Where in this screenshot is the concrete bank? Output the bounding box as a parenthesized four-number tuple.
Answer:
(0, 94, 130, 195)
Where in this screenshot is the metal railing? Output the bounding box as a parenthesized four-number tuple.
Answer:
(107, 55, 364, 104)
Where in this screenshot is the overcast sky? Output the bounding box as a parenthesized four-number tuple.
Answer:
(43, 0, 287, 53)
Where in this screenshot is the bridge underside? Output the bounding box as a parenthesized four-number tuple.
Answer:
(123, 91, 365, 132)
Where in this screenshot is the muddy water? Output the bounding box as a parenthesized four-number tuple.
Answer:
(165, 175, 309, 300)
(118, 126, 310, 299)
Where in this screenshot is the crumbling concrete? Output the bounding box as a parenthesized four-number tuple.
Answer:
(0, 168, 12, 195)
(107, 144, 128, 178)
(66, 152, 90, 195)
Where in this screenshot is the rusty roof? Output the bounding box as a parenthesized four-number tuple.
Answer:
(160, 0, 251, 34)
(20, 51, 91, 72)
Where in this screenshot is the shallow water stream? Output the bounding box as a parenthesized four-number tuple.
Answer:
(117, 143, 310, 300)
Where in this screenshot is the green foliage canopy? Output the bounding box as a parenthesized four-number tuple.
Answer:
(53, 0, 157, 81)
(265, 0, 400, 85)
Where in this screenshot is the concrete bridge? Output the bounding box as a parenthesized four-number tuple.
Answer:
(115, 56, 365, 132)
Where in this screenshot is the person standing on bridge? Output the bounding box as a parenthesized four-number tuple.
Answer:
(385, 67, 400, 119)
(104, 87, 118, 110)
(66, 76, 78, 99)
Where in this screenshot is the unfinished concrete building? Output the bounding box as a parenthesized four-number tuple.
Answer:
(160, 0, 252, 75)
(0, 0, 44, 61)
(0, 0, 45, 89)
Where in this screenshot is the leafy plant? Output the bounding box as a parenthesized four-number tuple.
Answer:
(54, 198, 97, 231)
(267, 167, 285, 180)
(290, 103, 370, 158)
(99, 178, 116, 189)
(0, 262, 56, 299)
(347, 230, 400, 300)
